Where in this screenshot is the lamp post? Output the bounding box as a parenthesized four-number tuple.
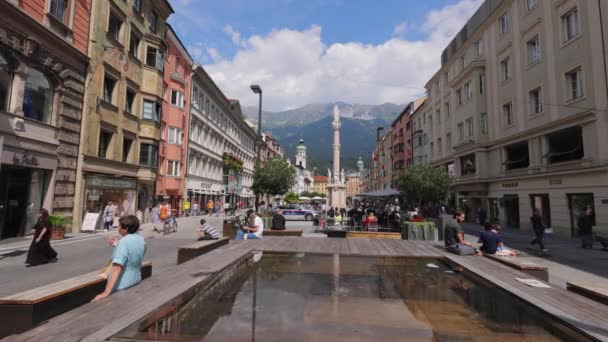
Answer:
(251, 85, 262, 210)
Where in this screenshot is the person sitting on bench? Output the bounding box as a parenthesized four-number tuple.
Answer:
(196, 219, 220, 240)
(272, 211, 286, 230)
(445, 211, 476, 255)
(93, 215, 146, 301)
(236, 209, 264, 240)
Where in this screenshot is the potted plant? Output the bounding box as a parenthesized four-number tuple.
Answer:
(49, 215, 69, 240)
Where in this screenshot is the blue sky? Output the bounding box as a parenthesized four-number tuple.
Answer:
(169, 0, 483, 110)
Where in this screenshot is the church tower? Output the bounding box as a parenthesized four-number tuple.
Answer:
(295, 139, 307, 169)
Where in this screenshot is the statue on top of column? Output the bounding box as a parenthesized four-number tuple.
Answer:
(333, 104, 340, 122)
(328, 169, 332, 183)
(341, 169, 345, 184)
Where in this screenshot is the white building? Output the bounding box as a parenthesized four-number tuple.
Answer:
(291, 139, 314, 194)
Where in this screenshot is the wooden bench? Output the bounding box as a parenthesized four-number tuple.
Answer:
(484, 254, 548, 281)
(566, 281, 608, 305)
(0, 261, 152, 338)
(263, 230, 303, 237)
(347, 231, 402, 239)
(177, 237, 229, 265)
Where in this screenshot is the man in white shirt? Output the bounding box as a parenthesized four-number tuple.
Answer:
(236, 209, 264, 240)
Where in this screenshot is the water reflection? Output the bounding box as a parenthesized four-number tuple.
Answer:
(113, 253, 590, 341)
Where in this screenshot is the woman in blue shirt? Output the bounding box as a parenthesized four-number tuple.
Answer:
(93, 215, 146, 301)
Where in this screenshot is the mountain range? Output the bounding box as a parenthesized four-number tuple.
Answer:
(242, 102, 405, 172)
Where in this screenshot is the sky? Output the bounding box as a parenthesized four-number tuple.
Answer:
(169, 0, 484, 111)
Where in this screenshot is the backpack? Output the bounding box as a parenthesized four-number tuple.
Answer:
(160, 206, 168, 220)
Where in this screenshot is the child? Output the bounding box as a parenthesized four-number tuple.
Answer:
(196, 219, 220, 240)
(491, 224, 517, 257)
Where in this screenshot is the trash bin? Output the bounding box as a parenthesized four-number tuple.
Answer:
(223, 218, 237, 240)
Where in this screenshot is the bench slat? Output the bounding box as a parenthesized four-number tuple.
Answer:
(567, 282, 608, 305)
(263, 230, 303, 237)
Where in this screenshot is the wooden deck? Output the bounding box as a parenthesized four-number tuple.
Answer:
(4, 238, 608, 342)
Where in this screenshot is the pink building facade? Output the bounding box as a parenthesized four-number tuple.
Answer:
(156, 26, 193, 212)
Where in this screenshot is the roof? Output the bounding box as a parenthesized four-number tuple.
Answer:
(391, 95, 427, 127)
(314, 176, 328, 182)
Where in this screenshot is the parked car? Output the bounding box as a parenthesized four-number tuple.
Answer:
(274, 205, 320, 221)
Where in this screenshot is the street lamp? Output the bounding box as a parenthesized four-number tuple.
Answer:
(251, 85, 262, 210)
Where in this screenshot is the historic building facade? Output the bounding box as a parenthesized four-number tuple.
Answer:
(0, 0, 90, 238)
(186, 65, 257, 210)
(369, 130, 393, 192)
(73, 0, 173, 230)
(422, 0, 608, 237)
(155, 26, 192, 211)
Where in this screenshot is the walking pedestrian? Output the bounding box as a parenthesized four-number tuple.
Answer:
(93, 215, 146, 301)
(578, 206, 594, 249)
(207, 199, 214, 215)
(478, 207, 487, 226)
(103, 201, 115, 231)
(192, 202, 200, 216)
(530, 209, 548, 252)
(25, 209, 58, 266)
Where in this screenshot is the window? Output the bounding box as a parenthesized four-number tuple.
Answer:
(23, 67, 53, 123)
(133, 0, 142, 13)
(125, 89, 136, 113)
(430, 142, 434, 157)
(505, 141, 529, 171)
(429, 115, 433, 127)
(474, 40, 483, 57)
(98, 130, 112, 158)
(566, 67, 584, 100)
(460, 154, 476, 175)
(166, 160, 181, 177)
(122, 137, 133, 163)
(456, 88, 463, 105)
(480, 112, 488, 135)
(527, 35, 541, 64)
(526, 0, 537, 11)
(547, 126, 583, 164)
(129, 32, 140, 58)
(0, 52, 12, 112)
(459, 55, 465, 70)
(446, 133, 452, 149)
(170, 90, 184, 108)
(479, 73, 485, 94)
(146, 47, 164, 70)
(501, 57, 512, 81)
(562, 8, 579, 42)
(139, 143, 158, 167)
(142, 100, 161, 122)
(464, 81, 472, 100)
(457, 123, 464, 141)
(103, 74, 116, 104)
(465, 118, 473, 137)
(150, 11, 158, 33)
(436, 109, 441, 124)
(167, 127, 182, 144)
(445, 103, 450, 119)
(503, 102, 513, 126)
(529, 87, 542, 114)
(108, 13, 122, 42)
(499, 12, 509, 35)
(437, 138, 442, 153)
(49, 0, 69, 23)
(192, 87, 199, 108)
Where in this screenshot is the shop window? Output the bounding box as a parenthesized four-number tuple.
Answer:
(146, 47, 164, 70)
(129, 32, 140, 59)
(122, 137, 133, 163)
(108, 12, 122, 42)
(142, 99, 160, 122)
(103, 74, 116, 104)
(98, 130, 113, 158)
(547, 126, 583, 164)
(139, 143, 158, 167)
(23, 67, 53, 123)
(49, 0, 70, 24)
(460, 153, 476, 175)
(167, 160, 181, 177)
(505, 141, 529, 170)
(125, 88, 136, 113)
(0, 52, 11, 112)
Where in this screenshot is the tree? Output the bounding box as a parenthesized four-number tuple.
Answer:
(395, 165, 451, 208)
(284, 192, 300, 204)
(252, 158, 296, 196)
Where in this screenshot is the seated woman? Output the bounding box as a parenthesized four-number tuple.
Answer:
(363, 212, 378, 230)
(93, 215, 146, 301)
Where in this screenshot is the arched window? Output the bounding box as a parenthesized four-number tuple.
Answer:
(0, 52, 12, 112)
(23, 67, 53, 123)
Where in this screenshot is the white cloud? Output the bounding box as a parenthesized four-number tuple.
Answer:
(206, 47, 222, 62)
(203, 0, 483, 111)
(392, 21, 409, 37)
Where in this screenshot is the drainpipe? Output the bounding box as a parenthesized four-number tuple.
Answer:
(599, 0, 608, 103)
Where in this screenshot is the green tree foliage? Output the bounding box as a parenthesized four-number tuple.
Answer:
(395, 165, 451, 207)
(300, 191, 326, 198)
(252, 158, 296, 196)
(284, 192, 300, 204)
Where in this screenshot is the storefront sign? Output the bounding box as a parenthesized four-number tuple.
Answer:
(501, 182, 518, 188)
(87, 176, 136, 189)
(200, 182, 212, 189)
(13, 151, 39, 166)
(548, 178, 562, 185)
(81, 213, 100, 232)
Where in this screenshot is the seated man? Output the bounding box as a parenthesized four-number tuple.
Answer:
(196, 219, 220, 240)
(236, 209, 264, 240)
(272, 210, 286, 230)
(445, 211, 476, 255)
(477, 223, 502, 255)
